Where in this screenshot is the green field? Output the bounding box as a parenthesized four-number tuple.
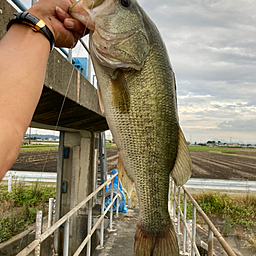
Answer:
(20, 147, 58, 153)
(188, 146, 256, 154)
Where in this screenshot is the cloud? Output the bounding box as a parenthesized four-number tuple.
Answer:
(217, 119, 256, 132)
(8, 0, 256, 143)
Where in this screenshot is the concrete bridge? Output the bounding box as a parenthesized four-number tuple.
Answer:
(1, 0, 108, 254)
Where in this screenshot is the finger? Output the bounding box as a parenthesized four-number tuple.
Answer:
(52, 21, 77, 48)
(56, 6, 71, 22)
(55, 29, 78, 48)
(64, 18, 88, 37)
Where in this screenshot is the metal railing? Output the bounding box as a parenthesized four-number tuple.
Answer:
(169, 179, 236, 256)
(17, 172, 120, 256)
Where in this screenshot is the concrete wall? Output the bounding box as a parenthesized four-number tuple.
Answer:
(56, 131, 99, 255)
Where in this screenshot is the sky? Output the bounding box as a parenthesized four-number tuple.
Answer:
(8, 0, 256, 143)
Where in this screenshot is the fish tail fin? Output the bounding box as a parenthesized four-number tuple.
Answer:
(134, 223, 179, 256)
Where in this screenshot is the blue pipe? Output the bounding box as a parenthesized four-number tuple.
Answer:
(10, 0, 27, 12)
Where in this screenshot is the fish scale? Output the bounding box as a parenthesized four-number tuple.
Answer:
(69, 0, 191, 254)
(104, 43, 178, 235)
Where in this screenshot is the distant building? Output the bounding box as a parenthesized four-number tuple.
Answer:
(227, 143, 239, 147)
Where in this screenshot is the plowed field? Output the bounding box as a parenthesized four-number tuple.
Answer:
(190, 150, 256, 181)
(10, 147, 256, 181)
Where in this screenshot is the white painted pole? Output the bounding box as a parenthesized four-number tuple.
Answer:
(100, 186, 105, 248)
(170, 179, 173, 215)
(86, 199, 92, 256)
(128, 196, 132, 208)
(116, 175, 120, 217)
(48, 198, 54, 228)
(109, 179, 114, 229)
(63, 218, 70, 256)
(8, 172, 12, 193)
(183, 193, 187, 253)
(191, 205, 197, 256)
(173, 184, 176, 221)
(87, 54, 91, 83)
(177, 187, 181, 234)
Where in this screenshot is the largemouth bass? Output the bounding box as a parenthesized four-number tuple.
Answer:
(69, 0, 191, 255)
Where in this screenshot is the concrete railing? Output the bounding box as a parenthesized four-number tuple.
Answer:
(17, 172, 120, 256)
(169, 179, 236, 256)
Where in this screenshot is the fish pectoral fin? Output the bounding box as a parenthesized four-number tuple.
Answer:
(97, 83, 104, 114)
(110, 69, 130, 114)
(117, 155, 134, 196)
(171, 126, 192, 186)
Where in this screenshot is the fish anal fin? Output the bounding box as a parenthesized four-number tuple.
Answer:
(110, 69, 130, 114)
(97, 83, 104, 114)
(134, 222, 179, 255)
(117, 155, 133, 196)
(171, 126, 191, 186)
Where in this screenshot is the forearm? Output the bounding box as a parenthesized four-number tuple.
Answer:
(0, 24, 49, 180)
(0, 0, 87, 181)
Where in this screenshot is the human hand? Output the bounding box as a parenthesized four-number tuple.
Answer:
(28, 0, 89, 48)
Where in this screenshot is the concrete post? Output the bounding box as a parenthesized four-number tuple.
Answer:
(59, 131, 98, 255)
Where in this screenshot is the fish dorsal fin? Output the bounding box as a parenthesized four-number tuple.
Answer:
(117, 155, 134, 196)
(171, 126, 191, 186)
(110, 69, 130, 114)
(97, 82, 104, 114)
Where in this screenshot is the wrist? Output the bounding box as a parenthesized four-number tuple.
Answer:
(28, 7, 56, 37)
(7, 12, 55, 51)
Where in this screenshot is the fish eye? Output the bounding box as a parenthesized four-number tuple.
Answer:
(121, 0, 131, 7)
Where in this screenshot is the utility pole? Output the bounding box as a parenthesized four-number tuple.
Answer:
(29, 127, 31, 145)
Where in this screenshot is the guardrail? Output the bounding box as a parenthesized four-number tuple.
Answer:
(4, 171, 256, 193)
(169, 179, 236, 256)
(17, 172, 120, 256)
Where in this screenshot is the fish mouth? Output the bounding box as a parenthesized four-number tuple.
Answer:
(90, 29, 143, 70)
(69, 0, 112, 30)
(68, 0, 101, 30)
(91, 37, 141, 69)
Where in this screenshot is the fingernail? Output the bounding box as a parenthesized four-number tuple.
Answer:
(56, 6, 65, 14)
(65, 19, 74, 29)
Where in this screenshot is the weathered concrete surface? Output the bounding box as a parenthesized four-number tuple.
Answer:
(93, 208, 138, 256)
(0, 0, 108, 132)
(54, 131, 99, 255)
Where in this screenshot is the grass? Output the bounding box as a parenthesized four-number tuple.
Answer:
(0, 179, 55, 243)
(174, 192, 256, 252)
(21, 144, 58, 148)
(188, 146, 256, 154)
(20, 147, 58, 153)
(245, 233, 256, 252)
(106, 142, 117, 148)
(182, 192, 256, 229)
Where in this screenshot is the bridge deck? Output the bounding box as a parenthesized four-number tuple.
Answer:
(93, 208, 138, 256)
